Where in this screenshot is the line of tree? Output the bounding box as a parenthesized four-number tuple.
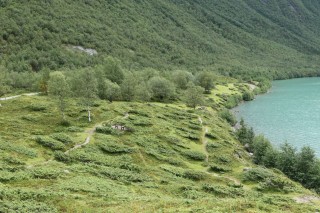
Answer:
(20, 57, 214, 122)
(237, 119, 320, 193)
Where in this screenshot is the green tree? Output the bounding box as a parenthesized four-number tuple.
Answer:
(276, 142, 297, 178)
(103, 57, 124, 84)
(103, 79, 121, 102)
(0, 69, 10, 97)
(39, 69, 50, 95)
(134, 83, 151, 102)
(48, 71, 70, 121)
(242, 90, 254, 101)
(120, 73, 137, 101)
(252, 135, 272, 165)
(184, 84, 204, 109)
(72, 69, 98, 122)
(172, 70, 194, 90)
(295, 146, 316, 184)
(148, 76, 175, 102)
(261, 146, 279, 168)
(236, 119, 255, 148)
(195, 71, 215, 93)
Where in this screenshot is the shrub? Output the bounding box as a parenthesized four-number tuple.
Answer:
(205, 132, 218, 140)
(225, 95, 242, 109)
(31, 168, 61, 179)
(54, 151, 72, 163)
(182, 150, 206, 161)
(95, 126, 113, 134)
(218, 109, 237, 126)
(59, 120, 71, 127)
(28, 104, 47, 111)
(206, 143, 220, 151)
(94, 166, 148, 183)
(50, 133, 73, 145)
(183, 170, 206, 181)
(242, 90, 254, 101)
(99, 142, 136, 154)
(257, 177, 296, 192)
(35, 136, 65, 150)
(67, 126, 83, 132)
(3, 156, 25, 165)
(209, 164, 232, 173)
(242, 168, 274, 182)
(202, 184, 244, 197)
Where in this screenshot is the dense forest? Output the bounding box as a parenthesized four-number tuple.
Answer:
(1, 0, 320, 79)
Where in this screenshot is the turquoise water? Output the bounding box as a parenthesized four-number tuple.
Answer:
(234, 78, 320, 156)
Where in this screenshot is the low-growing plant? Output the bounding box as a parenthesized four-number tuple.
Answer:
(218, 109, 237, 126)
(51, 133, 73, 145)
(35, 136, 65, 150)
(99, 142, 136, 154)
(209, 164, 232, 173)
(182, 150, 206, 161)
(28, 104, 47, 111)
(242, 168, 274, 182)
(183, 170, 207, 181)
(31, 168, 61, 179)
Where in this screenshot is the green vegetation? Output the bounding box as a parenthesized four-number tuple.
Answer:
(237, 122, 320, 193)
(0, 82, 319, 212)
(1, 0, 320, 212)
(1, 0, 320, 80)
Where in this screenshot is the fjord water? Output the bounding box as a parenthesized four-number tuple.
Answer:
(234, 78, 320, 156)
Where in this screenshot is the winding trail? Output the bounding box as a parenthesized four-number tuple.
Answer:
(198, 116, 241, 186)
(64, 123, 102, 154)
(199, 117, 209, 163)
(0, 92, 40, 101)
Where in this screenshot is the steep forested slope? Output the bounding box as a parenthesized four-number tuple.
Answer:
(1, 0, 320, 78)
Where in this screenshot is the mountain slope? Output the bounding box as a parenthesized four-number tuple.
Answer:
(0, 85, 319, 212)
(1, 0, 320, 78)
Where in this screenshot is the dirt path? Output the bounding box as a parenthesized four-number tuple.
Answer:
(294, 195, 320, 204)
(64, 123, 101, 154)
(0, 92, 40, 101)
(199, 117, 209, 163)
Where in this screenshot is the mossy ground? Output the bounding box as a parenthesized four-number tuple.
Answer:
(0, 88, 319, 212)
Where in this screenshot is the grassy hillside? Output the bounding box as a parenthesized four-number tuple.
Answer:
(0, 85, 319, 212)
(1, 0, 320, 78)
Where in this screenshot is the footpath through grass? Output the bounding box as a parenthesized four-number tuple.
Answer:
(0, 91, 319, 212)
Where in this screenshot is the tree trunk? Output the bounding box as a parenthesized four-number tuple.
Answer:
(88, 108, 91, 122)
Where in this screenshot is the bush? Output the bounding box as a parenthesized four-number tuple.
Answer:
(50, 133, 73, 145)
(59, 120, 71, 127)
(218, 109, 237, 126)
(242, 90, 254, 101)
(242, 168, 274, 182)
(257, 177, 296, 192)
(202, 183, 244, 197)
(206, 143, 220, 151)
(225, 95, 242, 109)
(99, 142, 136, 154)
(28, 104, 47, 111)
(183, 170, 206, 181)
(182, 150, 206, 161)
(67, 126, 83, 132)
(95, 126, 113, 134)
(3, 156, 25, 165)
(205, 132, 218, 140)
(35, 136, 65, 150)
(54, 151, 72, 163)
(209, 164, 232, 173)
(31, 168, 61, 179)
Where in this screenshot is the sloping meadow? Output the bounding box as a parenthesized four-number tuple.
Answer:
(0, 96, 318, 212)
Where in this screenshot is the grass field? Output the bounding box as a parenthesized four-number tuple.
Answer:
(0, 88, 319, 212)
